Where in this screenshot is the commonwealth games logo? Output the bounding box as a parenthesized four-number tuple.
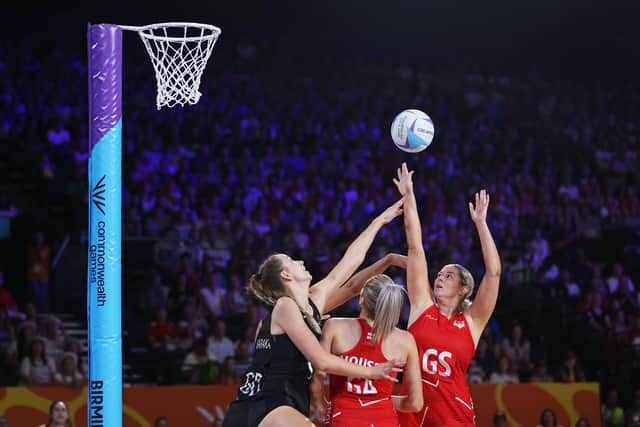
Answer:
(92, 175, 106, 215)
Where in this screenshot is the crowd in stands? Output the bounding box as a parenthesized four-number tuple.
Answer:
(0, 37, 639, 426)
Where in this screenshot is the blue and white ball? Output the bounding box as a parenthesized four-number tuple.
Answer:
(390, 109, 435, 153)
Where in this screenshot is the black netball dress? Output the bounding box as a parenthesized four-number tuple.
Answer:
(222, 298, 322, 427)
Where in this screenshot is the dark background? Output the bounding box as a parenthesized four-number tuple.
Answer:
(2, 0, 640, 77)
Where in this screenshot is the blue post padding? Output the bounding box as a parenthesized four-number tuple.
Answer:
(87, 23, 123, 427)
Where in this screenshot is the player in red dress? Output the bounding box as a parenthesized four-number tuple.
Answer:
(319, 275, 423, 427)
(393, 163, 502, 427)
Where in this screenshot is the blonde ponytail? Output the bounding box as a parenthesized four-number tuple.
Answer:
(453, 264, 475, 312)
(361, 274, 406, 343)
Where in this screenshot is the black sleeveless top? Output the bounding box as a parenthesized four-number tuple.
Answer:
(234, 297, 322, 413)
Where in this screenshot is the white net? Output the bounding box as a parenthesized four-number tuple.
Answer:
(125, 23, 221, 109)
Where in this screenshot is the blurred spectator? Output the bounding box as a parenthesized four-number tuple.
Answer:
(63, 338, 87, 376)
(12, 320, 37, 361)
(530, 359, 555, 383)
(0, 272, 23, 319)
(0, 346, 18, 386)
(167, 274, 192, 321)
(601, 388, 624, 427)
(54, 352, 84, 387)
(147, 307, 180, 384)
(153, 417, 168, 427)
(176, 301, 208, 351)
(223, 274, 249, 319)
(207, 319, 235, 362)
(0, 305, 14, 352)
(24, 303, 43, 333)
(474, 337, 496, 377)
(628, 389, 640, 427)
(174, 252, 199, 292)
(561, 270, 582, 301)
(536, 408, 564, 427)
(148, 307, 177, 351)
(42, 315, 64, 362)
(215, 356, 240, 385)
(143, 270, 169, 315)
(200, 271, 227, 319)
(574, 418, 590, 427)
(19, 336, 55, 386)
(501, 323, 531, 372)
(181, 337, 218, 384)
(583, 290, 610, 338)
(489, 355, 519, 384)
(607, 263, 635, 295)
(493, 411, 507, 427)
(286, 222, 310, 251)
(467, 359, 486, 384)
(559, 351, 586, 383)
(526, 229, 550, 269)
(0, 416, 11, 427)
(233, 338, 252, 378)
(26, 231, 51, 311)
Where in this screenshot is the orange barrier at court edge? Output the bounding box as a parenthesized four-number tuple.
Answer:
(0, 383, 600, 427)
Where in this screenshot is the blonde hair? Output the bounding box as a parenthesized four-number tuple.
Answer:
(452, 264, 475, 312)
(361, 274, 406, 343)
(248, 254, 321, 334)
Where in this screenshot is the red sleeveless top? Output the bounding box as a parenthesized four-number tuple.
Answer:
(398, 304, 476, 427)
(327, 318, 398, 426)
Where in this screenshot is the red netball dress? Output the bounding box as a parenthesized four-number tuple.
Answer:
(327, 318, 399, 427)
(397, 305, 476, 427)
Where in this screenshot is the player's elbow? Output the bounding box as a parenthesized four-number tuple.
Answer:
(407, 244, 425, 255)
(487, 265, 502, 277)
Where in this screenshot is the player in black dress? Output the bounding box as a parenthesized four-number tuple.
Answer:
(224, 200, 406, 427)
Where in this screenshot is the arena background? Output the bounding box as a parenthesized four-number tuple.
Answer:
(0, 1, 639, 426)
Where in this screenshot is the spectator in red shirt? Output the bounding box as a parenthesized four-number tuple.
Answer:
(0, 272, 15, 311)
(148, 307, 180, 384)
(147, 307, 177, 350)
(27, 232, 51, 311)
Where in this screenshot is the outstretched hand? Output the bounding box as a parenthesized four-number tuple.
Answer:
(393, 162, 414, 196)
(375, 198, 404, 225)
(468, 189, 490, 224)
(370, 358, 405, 382)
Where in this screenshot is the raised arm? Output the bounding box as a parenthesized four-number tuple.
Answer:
(394, 163, 434, 323)
(309, 199, 404, 315)
(468, 190, 501, 332)
(273, 298, 403, 381)
(321, 253, 407, 313)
